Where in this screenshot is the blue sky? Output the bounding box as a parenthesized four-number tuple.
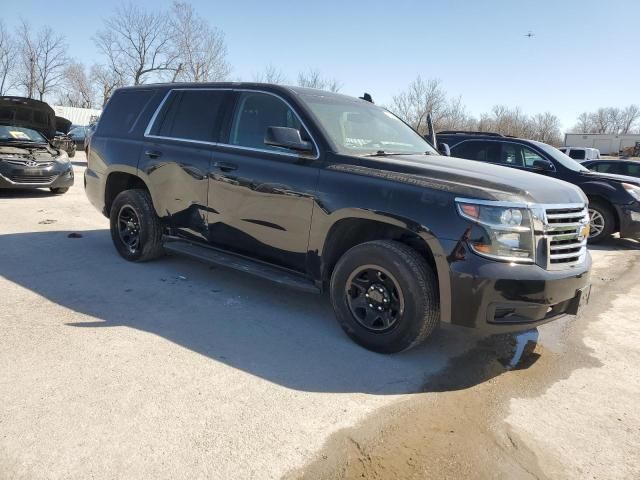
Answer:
(3, 0, 639, 130)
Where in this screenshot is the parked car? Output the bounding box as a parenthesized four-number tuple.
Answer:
(51, 117, 76, 158)
(83, 122, 97, 155)
(582, 159, 640, 178)
(68, 125, 88, 150)
(437, 131, 640, 243)
(85, 84, 592, 353)
(558, 147, 600, 162)
(0, 96, 74, 194)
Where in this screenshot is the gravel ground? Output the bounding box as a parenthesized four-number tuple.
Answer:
(1, 153, 639, 479)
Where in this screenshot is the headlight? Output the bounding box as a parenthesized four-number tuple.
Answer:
(456, 200, 534, 262)
(623, 183, 640, 202)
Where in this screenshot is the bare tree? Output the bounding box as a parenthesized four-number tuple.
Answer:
(620, 105, 640, 134)
(389, 76, 447, 134)
(58, 61, 94, 108)
(297, 69, 341, 92)
(94, 3, 178, 85)
(90, 64, 123, 107)
(532, 112, 562, 145)
(253, 64, 287, 84)
(0, 21, 18, 95)
(590, 108, 610, 134)
(573, 112, 593, 133)
(16, 20, 39, 98)
(170, 1, 230, 82)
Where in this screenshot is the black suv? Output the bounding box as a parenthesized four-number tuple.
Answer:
(85, 84, 591, 353)
(437, 131, 640, 243)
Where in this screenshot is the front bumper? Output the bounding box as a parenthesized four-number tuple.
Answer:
(615, 202, 640, 239)
(443, 240, 592, 334)
(0, 162, 74, 189)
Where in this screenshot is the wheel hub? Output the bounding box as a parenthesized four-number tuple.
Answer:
(365, 284, 390, 311)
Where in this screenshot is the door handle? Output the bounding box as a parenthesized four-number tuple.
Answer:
(214, 161, 238, 172)
(144, 150, 162, 159)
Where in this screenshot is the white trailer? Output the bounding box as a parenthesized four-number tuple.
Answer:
(564, 133, 640, 155)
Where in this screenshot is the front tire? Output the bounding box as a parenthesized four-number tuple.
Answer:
(330, 240, 440, 353)
(109, 189, 164, 262)
(50, 187, 69, 194)
(588, 199, 615, 244)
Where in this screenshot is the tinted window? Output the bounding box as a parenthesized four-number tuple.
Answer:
(568, 149, 586, 160)
(152, 90, 226, 142)
(451, 140, 501, 163)
(99, 90, 155, 136)
(230, 92, 306, 152)
(500, 143, 524, 167)
(624, 163, 640, 177)
(591, 162, 619, 174)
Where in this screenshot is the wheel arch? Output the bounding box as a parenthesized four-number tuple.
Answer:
(316, 211, 452, 323)
(104, 170, 150, 217)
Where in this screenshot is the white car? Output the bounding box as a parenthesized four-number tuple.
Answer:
(558, 147, 600, 162)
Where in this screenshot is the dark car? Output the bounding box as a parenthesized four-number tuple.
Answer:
(68, 125, 88, 150)
(436, 131, 640, 243)
(582, 159, 640, 178)
(85, 84, 591, 353)
(51, 117, 76, 158)
(0, 97, 74, 194)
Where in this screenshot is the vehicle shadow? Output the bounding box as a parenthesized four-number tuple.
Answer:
(0, 229, 533, 395)
(0, 188, 57, 198)
(589, 236, 640, 251)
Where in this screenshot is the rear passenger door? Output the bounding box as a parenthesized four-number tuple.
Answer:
(207, 90, 320, 272)
(140, 89, 229, 242)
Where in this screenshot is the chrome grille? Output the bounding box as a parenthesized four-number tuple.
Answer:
(543, 206, 589, 270)
(4, 159, 55, 167)
(9, 174, 58, 184)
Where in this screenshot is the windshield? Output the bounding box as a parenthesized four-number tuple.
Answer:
(300, 93, 438, 157)
(0, 125, 48, 143)
(532, 140, 589, 172)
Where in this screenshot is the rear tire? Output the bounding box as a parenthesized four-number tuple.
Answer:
(110, 189, 164, 262)
(587, 199, 615, 244)
(50, 187, 69, 194)
(330, 240, 440, 353)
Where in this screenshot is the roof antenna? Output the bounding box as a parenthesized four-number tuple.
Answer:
(360, 93, 374, 103)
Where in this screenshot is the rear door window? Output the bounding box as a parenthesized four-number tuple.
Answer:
(98, 90, 155, 136)
(451, 140, 501, 163)
(591, 162, 619, 174)
(150, 90, 227, 142)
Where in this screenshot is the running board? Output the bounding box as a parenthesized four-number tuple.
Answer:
(163, 238, 320, 294)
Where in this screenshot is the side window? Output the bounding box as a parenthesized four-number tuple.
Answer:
(98, 90, 155, 136)
(592, 162, 617, 174)
(568, 149, 586, 160)
(229, 92, 306, 152)
(521, 146, 546, 168)
(151, 90, 226, 142)
(451, 141, 500, 163)
(625, 163, 640, 177)
(500, 144, 524, 167)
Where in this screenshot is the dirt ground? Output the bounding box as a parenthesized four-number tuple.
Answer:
(288, 243, 640, 480)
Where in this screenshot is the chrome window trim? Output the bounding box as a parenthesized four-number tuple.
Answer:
(143, 87, 320, 160)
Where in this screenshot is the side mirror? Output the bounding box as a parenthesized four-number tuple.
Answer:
(264, 127, 313, 153)
(532, 159, 554, 172)
(438, 143, 451, 157)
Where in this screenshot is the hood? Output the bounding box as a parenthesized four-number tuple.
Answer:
(580, 170, 640, 187)
(0, 96, 57, 139)
(345, 154, 587, 205)
(55, 116, 72, 135)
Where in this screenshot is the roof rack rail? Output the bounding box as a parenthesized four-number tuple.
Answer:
(437, 130, 505, 137)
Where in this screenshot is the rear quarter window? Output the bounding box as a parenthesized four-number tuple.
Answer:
(97, 90, 156, 137)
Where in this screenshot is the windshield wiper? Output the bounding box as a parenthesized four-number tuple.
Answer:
(363, 150, 433, 157)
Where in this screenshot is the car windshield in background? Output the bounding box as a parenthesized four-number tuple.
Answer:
(0, 126, 48, 143)
(532, 140, 589, 172)
(301, 94, 438, 157)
